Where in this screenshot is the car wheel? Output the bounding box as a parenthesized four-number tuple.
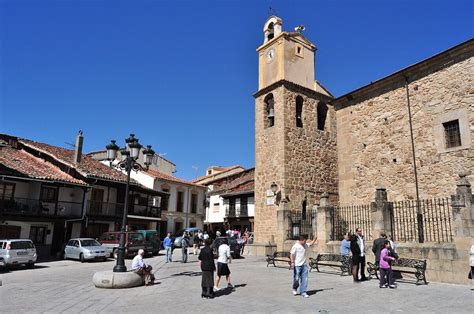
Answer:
(113, 249, 118, 260)
(102, 257, 108, 262)
(27, 263, 35, 269)
(80, 253, 85, 263)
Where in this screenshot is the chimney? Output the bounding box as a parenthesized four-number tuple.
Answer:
(74, 130, 83, 164)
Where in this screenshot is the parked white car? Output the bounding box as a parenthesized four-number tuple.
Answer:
(0, 239, 37, 269)
(64, 238, 109, 262)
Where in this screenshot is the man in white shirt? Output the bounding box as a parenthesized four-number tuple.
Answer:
(290, 235, 318, 298)
(131, 249, 154, 285)
(214, 238, 232, 290)
(355, 227, 368, 281)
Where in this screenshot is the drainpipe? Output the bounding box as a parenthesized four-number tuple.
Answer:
(404, 76, 423, 243)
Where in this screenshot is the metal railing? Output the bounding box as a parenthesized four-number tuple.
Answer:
(87, 200, 124, 218)
(331, 204, 373, 241)
(390, 198, 453, 243)
(0, 197, 83, 217)
(287, 209, 317, 240)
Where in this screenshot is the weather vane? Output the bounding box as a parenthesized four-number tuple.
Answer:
(268, 6, 277, 16)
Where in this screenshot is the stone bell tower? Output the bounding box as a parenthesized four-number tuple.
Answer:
(253, 16, 338, 247)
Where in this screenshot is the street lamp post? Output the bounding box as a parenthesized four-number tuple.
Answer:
(105, 134, 155, 272)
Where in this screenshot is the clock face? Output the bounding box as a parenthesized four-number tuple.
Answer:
(267, 48, 275, 61)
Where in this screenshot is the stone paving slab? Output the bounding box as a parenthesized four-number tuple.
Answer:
(0, 250, 473, 313)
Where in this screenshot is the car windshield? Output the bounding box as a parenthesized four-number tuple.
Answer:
(80, 240, 101, 247)
(128, 233, 144, 242)
(10, 241, 35, 249)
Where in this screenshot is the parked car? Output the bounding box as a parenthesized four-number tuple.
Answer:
(0, 239, 37, 269)
(212, 236, 241, 258)
(172, 227, 202, 248)
(136, 230, 161, 256)
(64, 238, 108, 262)
(99, 232, 145, 259)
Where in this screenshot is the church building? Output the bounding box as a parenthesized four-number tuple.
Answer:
(253, 16, 473, 246)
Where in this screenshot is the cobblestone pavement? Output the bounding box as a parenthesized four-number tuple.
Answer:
(1, 250, 472, 313)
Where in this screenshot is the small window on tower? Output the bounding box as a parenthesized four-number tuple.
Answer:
(317, 102, 328, 131)
(295, 44, 304, 58)
(296, 96, 303, 128)
(443, 120, 461, 148)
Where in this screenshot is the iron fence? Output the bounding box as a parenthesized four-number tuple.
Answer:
(390, 197, 453, 243)
(287, 209, 317, 240)
(331, 204, 373, 241)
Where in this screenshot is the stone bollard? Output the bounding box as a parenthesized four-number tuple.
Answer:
(371, 187, 393, 238)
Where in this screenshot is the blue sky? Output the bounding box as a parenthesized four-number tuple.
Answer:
(1, 0, 472, 180)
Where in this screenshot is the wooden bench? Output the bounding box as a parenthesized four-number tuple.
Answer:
(367, 258, 427, 285)
(308, 253, 351, 276)
(266, 251, 291, 269)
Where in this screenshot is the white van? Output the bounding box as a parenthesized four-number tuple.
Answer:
(0, 239, 37, 269)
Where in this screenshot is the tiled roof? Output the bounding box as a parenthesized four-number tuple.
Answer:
(0, 146, 87, 185)
(211, 168, 254, 196)
(192, 165, 245, 183)
(19, 139, 130, 183)
(146, 169, 205, 188)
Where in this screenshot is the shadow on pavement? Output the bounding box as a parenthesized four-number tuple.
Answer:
(306, 287, 334, 296)
(214, 283, 247, 297)
(171, 271, 202, 277)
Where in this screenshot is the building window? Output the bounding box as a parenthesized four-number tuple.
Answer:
(174, 221, 183, 233)
(264, 93, 275, 128)
(191, 193, 197, 214)
(296, 95, 303, 128)
(176, 191, 184, 212)
(0, 182, 15, 200)
(189, 222, 196, 228)
(317, 102, 328, 131)
(161, 188, 169, 211)
(29, 226, 46, 245)
(443, 120, 461, 148)
(41, 186, 57, 203)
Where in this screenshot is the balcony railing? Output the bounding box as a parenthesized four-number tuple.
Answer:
(225, 204, 249, 218)
(0, 198, 83, 218)
(87, 201, 161, 219)
(87, 200, 124, 218)
(129, 205, 161, 218)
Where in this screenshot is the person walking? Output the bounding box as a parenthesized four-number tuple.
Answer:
(290, 235, 318, 298)
(198, 238, 216, 299)
(379, 240, 396, 289)
(193, 233, 200, 255)
(372, 232, 387, 266)
(354, 227, 368, 281)
(214, 238, 232, 291)
(181, 232, 189, 263)
(163, 232, 173, 263)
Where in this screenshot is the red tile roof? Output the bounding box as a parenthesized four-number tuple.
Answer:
(0, 146, 86, 185)
(19, 139, 130, 183)
(146, 169, 205, 188)
(211, 168, 254, 196)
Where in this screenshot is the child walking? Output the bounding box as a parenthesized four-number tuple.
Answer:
(379, 239, 396, 289)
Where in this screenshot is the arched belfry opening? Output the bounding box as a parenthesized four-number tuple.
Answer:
(264, 93, 275, 128)
(263, 16, 282, 44)
(317, 102, 328, 131)
(296, 95, 303, 128)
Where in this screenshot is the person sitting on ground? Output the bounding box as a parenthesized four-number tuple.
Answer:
(131, 249, 154, 285)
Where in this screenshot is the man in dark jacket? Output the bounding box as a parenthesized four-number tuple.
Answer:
(372, 232, 387, 266)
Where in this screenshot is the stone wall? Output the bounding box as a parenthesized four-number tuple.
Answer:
(254, 82, 337, 245)
(336, 57, 474, 205)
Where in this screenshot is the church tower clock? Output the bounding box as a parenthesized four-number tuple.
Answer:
(253, 16, 338, 247)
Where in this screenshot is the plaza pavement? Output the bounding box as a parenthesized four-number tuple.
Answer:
(0, 249, 472, 313)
